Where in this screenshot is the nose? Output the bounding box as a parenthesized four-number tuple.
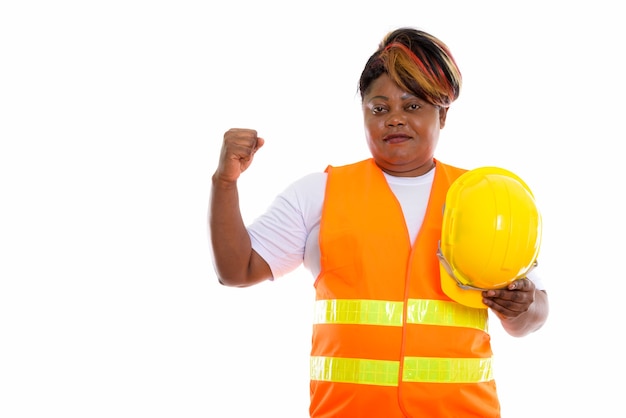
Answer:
(386, 110, 406, 127)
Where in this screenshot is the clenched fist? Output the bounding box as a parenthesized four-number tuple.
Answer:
(214, 128, 265, 184)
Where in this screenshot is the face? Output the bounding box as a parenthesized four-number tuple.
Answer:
(362, 73, 448, 177)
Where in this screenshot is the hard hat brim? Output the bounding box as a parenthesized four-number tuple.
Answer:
(439, 264, 487, 309)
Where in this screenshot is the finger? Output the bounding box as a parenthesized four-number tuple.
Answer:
(508, 277, 534, 291)
(484, 282, 533, 304)
(224, 129, 258, 146)
(254, 136, 265, 151)
(227, 128, 258, 138)
(485, 288, 526, 303)
(223, 134, 260, 159)
(237, 136, 263, 158)
(484, 296, 526, 318)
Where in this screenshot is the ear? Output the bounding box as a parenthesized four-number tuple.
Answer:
(439, 106, 449, 129)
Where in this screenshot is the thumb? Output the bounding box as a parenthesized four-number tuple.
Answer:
(254, 136, 265, 152)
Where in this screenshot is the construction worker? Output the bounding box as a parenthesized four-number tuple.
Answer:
(209, 27, 549, 417)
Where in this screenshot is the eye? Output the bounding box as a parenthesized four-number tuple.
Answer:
(371, 105, 388, 114)
(406, 103, 421, 111)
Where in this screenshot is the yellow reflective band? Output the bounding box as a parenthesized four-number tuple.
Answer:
(402, 356, 494, 383)
(313, 299, 487, 332)
(310, 356, 399, 386)
(313, 299, 403, 326)
(406, 299, 488, 332)
(311, 356, 494, 386)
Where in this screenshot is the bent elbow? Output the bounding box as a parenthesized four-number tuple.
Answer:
(212, 251, 272, 287)
(216, 274, 249, 288)
(216, 272, 263, 288)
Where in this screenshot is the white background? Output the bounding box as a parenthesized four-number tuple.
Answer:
(1, 1, 624, 417)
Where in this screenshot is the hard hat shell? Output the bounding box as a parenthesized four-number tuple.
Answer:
(439, 167, 542, 309)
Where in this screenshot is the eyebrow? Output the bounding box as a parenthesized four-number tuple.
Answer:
(367, 93, 416, 102)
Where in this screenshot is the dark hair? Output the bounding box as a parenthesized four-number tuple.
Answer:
(358, 28, 462, 107)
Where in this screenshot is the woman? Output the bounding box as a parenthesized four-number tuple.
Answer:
(209, 27, 549, 418)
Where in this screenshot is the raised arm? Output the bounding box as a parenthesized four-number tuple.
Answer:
(209, 128, 273, 287)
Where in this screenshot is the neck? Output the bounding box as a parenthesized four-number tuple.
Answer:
(378, 160, 436, 177)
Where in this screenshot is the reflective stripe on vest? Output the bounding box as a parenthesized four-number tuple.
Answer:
(311, 355, 494, 386)
(313, 298, 488, 332)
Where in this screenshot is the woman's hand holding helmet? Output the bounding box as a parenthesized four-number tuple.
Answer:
(481, 278, 536, 320)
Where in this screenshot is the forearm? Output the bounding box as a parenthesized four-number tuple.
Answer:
(209, 174, 262, 286)
(499, 290, 549, 337)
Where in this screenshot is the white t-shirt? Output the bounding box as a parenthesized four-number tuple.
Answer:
(247, 166, 545, 290)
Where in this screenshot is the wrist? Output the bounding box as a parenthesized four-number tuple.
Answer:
(212, 172, 238, 190)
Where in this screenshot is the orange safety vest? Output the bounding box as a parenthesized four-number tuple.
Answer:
(311, 158, 499, 418)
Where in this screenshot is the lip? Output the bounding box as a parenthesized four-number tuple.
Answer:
(383, 133, 412, 144)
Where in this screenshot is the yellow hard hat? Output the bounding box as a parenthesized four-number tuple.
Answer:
(438, 167, 542, 309)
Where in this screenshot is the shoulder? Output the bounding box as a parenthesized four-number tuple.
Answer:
(278, 172, 327, 214)
(286, 171, 327, 194)
(325, 158, 374, 174)
(434, 159, 467, 174)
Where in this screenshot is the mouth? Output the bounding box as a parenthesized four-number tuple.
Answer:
(383, 134, 412, 144)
